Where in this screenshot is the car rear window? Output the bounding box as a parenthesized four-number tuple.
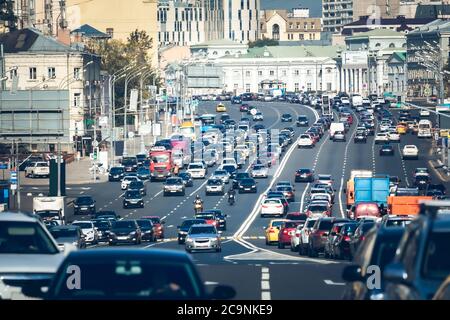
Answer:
(422, 231, 450, 280)
(318, 221, 333, 230)
(265, 199, 281, 204)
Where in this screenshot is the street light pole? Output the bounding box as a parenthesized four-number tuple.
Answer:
(123, 71, 142, 157)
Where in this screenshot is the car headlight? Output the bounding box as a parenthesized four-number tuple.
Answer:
(109, 232, 115, 237)
(74, 205, 79, 208)
(88, 230, 94, 234)
(129, 231, 136, 236)
(72, 241, 79, 246)
(90, 204, 95, 207)
(186, 237, 193, 243)
(179, 231, 187, 235)
(369, 292, 386, 300)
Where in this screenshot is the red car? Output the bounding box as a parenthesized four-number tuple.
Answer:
(285, 212, 308, 222)
(141, 216, 165, 239)
(278, 221, 302, 249)
(240, 104, 249, 112)
(306, 132, 320, 144)
(346, 114, 353, 125)
(194, 213, 219, 228)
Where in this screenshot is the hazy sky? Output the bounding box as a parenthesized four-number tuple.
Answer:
(261, 0, 322, 17)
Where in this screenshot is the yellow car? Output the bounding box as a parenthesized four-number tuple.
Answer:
(216, 104, 227, 112)
(397, 123, 407, 134)
(265, 219, 289, 245)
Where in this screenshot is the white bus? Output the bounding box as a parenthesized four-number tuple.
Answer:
(418, 119, 432, 138)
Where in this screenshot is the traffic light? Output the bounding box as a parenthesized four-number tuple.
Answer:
(93, 147, 99, 161)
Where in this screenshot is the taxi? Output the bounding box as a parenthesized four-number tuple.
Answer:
(264, 219, 289, 245)
(396, 122, 408, 134)
(216, 103, 227, 112)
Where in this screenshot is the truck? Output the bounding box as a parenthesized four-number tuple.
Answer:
(351, 94, 363, 108)
(179, 121, 196, 141)
(149, 147, 174, 181)
(354, 176, 391, 207)
(330, 122, 345, 139)
(417, 119, 432, 138)
(171, 136, 192, 169)
(387, 196, 433, 215)
(345, 170, 373, 209)
(33, 196, 65, 224)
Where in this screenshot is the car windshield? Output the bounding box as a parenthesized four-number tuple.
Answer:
(264, 199, 281, 204)
(309, 205, 328, 213)
(151, 155, 169, 163)
(72, 223, 92, 229)
(284, 222, 299, 229)
(113, 221, 135, 229)
(122, 158, 137, 165)
(52, 260, 201, 299)
(306, 220, 317, 228)
(214, 171, 227, 176)
(208, 180, 222, 186)
(0, 221, 59, 254)
(189, 226, 216, 234)
(253, 165, 265, 170)
(385, 219, 411, 227)
(318, 221, 333, 230)
(271, 221, 285, 228)
(126, 191, 141, 198)
(181, 220, 204, 228)
(189, 164, 203, 169)
(194, 214, 214, 220)
(51, 228, 79, 238)
(77, 197, 93, 204)
(166, 179, 182, 185)
(36, 163, 48, 167)
(276, 186, 292, 192)
(94, 221, 110, 229)
(129, 182, 143, 188)
(422, 230, 450, 280)
(136, 220, 152, 228)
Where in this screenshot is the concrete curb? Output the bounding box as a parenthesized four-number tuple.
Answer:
(429, 159, 450, 183)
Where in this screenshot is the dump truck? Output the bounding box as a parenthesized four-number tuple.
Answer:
(387, 196, 433, 215)
(345, 170, 373, 209)
(354, 176, 390, 207)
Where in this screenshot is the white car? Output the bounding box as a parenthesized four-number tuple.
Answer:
(290, 224, 303, 252)
(25, 161, 50, 178)
(253, 112, 264, 121)
(187, 162, 207, 179)
(222, 142, 234, 153)
(297, 134, 314, 148)
(235, 144, 250, 158)
(121, 176, 141, 190)
(375, 132, 389, 144)
(317, 174, 333, 186)
(388, 130, 401, 142)
(205, 178, 225, 195)
(420, 109, 430, 117)
(251, 164, 268, 178)
(264, 95, 274, 102)
(298, 218, 319, 255)
(212, 170, 231, 184)
(309, 193, 332, 206)
(260, 198, 285, 217)
(402, 145, 419, 160)
(379, 123, 391, 132)
(71, 221, 99, 244)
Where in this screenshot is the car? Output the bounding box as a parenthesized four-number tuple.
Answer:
(128, 180, 147, 196)
(121, 175, 141, 190)
(402, 145, 419, 160)
(73, 196, 96, 215)
(297, 217, 319, 255)
(240, 104, 249, 112)
(178, 172, 194, 187)
(136, 167, 150, 180)
(333, 131, 346, 142)
(379, 144, 394, 156)
(420, 109, 431, 117)
(317, 174, 333, 186)
(374, 132, 389, 144)
(414, 174, 430, 190)
(123, 190, 144, 208)
(25, 161, 50, 178)
(296, 115, 309, 127)
(136, 219, 156, 242)
(264, 219, 289, 245)
(205, 178, 225, 196)
(275, 185, 295, 202)
(295, 168, 315, 183)
(93, 220, 112, 242)
(50, 225, 87, 249)
(387, 130, 400, 142)
(426, 184, 447, 197)
(251, 164, 268, 178)
(332, 222, 358, 260)
(141, 216, 165, 239)
(348, 220, 377, 259)
(342, 226, 405, 300)
(108, 219, 142, 245)
(278, 221, 302, 249)
(231, 96, 242, 104)
(281, 114, 293, 122)
(396, 123, 408, 134)
(283, 126, 295, 137)
(414, 167, 429, 178)
(216, 103, 227, 112)
(187, 162, 207, 179)
(305, 202, 331, 218)
(177, 219, 207, 244)
(253, 111, 264, 121)
(94, 210, 121, 221)
(354, 131, 367, 143)
(238, 178, 257, 193)
(109, 166, 125, 182)
(193, 213, 218, 228)
(261, 198, 285, 217)
(121, 156, 138, 172)
(201, 209, 228, 231)
(297, 134, 315, 148)
(71, 221, 99, 244)
(379, 215, 414, 228)
(163, 177, 186, 196)
(185, 224, 221, 253)
(308, 218, 350, 257)
(211, 170, 230, 184)
(324, 222, 350, 259)
(309, 193, 332, 205)
(285, 212, 308, 222)
(232, 172, 251, 189)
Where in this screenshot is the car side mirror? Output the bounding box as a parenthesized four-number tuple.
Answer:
(16, 281, 49, 299)
(383, 263, 408, 284)
(210, 285, 236, 300)
(342, 265, 364, 282)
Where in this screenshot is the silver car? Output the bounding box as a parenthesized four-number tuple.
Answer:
(185, 224, 221, 253)
(251, 164, 268, 178)
(333, 131, 346, 142)
(205, 178, 225, 196)
(212, 170, 231, 184)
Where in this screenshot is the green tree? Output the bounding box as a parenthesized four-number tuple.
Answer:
(248, 38, 279, 48)
(0, 0, 17, 31)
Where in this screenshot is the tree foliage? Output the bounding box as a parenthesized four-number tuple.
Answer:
(248, 38, 279, 48)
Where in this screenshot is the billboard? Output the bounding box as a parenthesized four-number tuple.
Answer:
(343, 51, 368, 67)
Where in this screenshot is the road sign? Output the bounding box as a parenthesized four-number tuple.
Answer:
(0, 163, 7, 170)
(10, 171, 17, 182)
(250, 109, 257, 116)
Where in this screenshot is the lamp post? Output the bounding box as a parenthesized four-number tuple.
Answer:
(123, 71, 143, 157)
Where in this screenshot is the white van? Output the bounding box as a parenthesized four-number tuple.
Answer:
(330, 122, 345, 139)
(352, 95, 363, 108)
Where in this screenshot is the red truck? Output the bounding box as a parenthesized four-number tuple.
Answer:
(149, 147, 173, 181)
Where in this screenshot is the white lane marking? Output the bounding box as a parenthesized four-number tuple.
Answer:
(27, 193, 32, 196)
(161, 215, 167, 220)
(397, 143, 410, 186)
(262, 273, 270, 280)
(80, 191, 84, 194)
(324, 280, 345, 286)
(261, 266, 271, 300)
(261, 281, 270, 290)
(204, 281, 219, 286)
(261, 292, 271, 300)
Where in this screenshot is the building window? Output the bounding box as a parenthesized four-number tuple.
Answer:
(299, 34, 304, 40)
(296, 23, 300, 29)
(10, 69, 17, 78)
(327, 83, 332, 91)
(307, 83, 312, 91)
(269, 70, 275, 76)
(48, 67, 56, 79)
(246, 84, 251, 93)
(29, 67, 37, 80)
(294, 83, 299, 92)
(74, 93, 81, 107)
(245, 71, 251, 77)
(74, 67, 81, 80)
(106, 28, 114, 38)
(375, 43, 381, 48)
(234, 83, 239, 89)
(294, 70, 299, 76)
(289, 23, 293, 29)
(213, 51, 218, 56)
(282, 70, 287, 77)
(389, 43, 395, 48)
(306, 70, 311, 75)
(304, 23, 308, 29)
(225, 51, 230, 55)
(258, 70, 263, 76)
(272, 24, 280, 40)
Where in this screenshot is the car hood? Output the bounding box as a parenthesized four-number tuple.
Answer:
(111, 228, 134, 234)
(0, 253, 65, 273)
(188, 233, 218, 239)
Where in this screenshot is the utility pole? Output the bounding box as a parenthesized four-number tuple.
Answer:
(57, 139, 61, 197)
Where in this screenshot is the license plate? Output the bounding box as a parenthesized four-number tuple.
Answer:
(245, 188, 251, 191)
(170, 190, 178, 192)
(80, 207, 87, 210)
(118, 236, 128, 240)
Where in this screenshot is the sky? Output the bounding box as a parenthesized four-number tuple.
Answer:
(261, 0, 322, 17)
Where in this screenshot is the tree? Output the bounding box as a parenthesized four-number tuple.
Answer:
(0, 0, 17, 31)
(248, 38, 279, 48)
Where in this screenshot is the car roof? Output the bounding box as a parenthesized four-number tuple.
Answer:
(64, 249, 192, 263)
(0, 212, 43, 223)
(52, 225, 80, 230)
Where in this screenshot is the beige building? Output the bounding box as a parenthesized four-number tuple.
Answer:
(260, 9, 321, 42)
(353, 0, 401, 21)
(66, 0, 158, 65)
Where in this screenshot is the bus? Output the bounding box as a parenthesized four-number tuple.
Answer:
(418, 119, 432, 138)
(180, 121, 196, 141)
(200, 114, 216, 132)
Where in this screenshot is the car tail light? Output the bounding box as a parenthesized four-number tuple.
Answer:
(269, 229, 276, 233)
(262, 205, 268, 209)
(283, 230, 288, 234)
(276, 205, 283, 208)
(344, 236, 351, 241)
(360, 236, 365, 241)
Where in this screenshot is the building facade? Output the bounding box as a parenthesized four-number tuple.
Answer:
(259, 9, 321, 42)
(223, 0, 259, 43)
(386, 51, 407, 98)
(352, 0, 401, 22)
(322, 0, 353, 33)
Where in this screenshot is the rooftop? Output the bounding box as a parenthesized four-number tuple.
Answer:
(346, 29, 406, 39)
(408, 19, 450, 34)
(71, 24, 111, 39)
(191, 39, 247, 48)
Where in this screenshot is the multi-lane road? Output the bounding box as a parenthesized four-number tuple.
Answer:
(19, 101, 446, 300)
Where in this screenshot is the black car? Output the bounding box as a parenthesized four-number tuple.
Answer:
(354, 131, 367, 143)
(203, 209, 228, 231)
(283, 126, 295, 137)
(73, 196, 96, 215)
(380, 144, 394, 156)
(109, 220, 142, 245)
(414, 175, 430, 190)
(238, 178, 257, 193)
(121, 156, 138, 172)
(136, 219, 156, 242)
(19, 249, 235, 300)
(93, 220, 112, 242)
(349, 220, 377, 259)
(136, 154, 147, 166)
(232, 172, 251, 189)
(253, 124, 265, 132)
(123, 190, 144, 209)
(281, 114, 293, 122)
(109, 166, 125, 182)
(383, 202, 450, 300)
(94, 211, 120, 221)
(177, 219, 207, 244)
(178, 172, 194, 187)
(219, 114, 231, 124)
(137, 167, 151, 180)
(128, 180, 147, 196)
(426, 184, 446, 198)
(332, 222, 358, 260)
(342, 226, 405, 300)
(50, 225, 86, 249)
(231, 96, 242, 104)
